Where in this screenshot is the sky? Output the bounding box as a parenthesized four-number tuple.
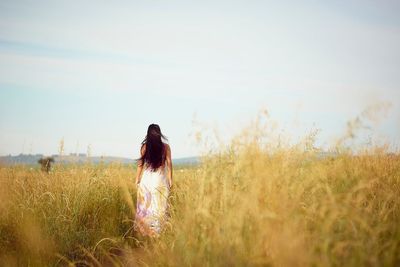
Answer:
(0, 0, 399, 158)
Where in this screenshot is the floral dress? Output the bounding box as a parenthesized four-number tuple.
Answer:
(134, 165, 170, 237)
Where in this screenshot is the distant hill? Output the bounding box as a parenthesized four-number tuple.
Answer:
(0, 154, 200, 166)
(172, 156, 200, 165)
(0, 152, 347, 167)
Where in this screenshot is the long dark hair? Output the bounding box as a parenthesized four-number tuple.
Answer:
(138, 124, 168, 171)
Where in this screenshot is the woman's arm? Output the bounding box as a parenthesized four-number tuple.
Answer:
(135, 145, 146, 185)
(165, 144, 173, 188)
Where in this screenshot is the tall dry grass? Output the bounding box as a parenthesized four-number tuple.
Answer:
(0, 110, 399, 266)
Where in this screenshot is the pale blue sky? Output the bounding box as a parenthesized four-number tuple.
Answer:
(0, 0, 399, 158)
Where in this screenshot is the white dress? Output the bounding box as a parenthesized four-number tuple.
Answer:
(134, 165, 170, 236)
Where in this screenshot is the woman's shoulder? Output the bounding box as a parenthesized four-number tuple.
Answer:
(140, 143, 146, 155)
(163, 143, 170, 150)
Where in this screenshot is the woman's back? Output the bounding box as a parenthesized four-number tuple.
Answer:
(141, 143, 169, 189)
(142, 143, 168, 171)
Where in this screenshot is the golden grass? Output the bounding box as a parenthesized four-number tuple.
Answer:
(0, 112, 399, 266)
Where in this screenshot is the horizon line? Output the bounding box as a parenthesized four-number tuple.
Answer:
(0, 153, 200, 160)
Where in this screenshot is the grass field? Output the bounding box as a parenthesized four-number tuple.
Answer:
(1, 114, 399, 266)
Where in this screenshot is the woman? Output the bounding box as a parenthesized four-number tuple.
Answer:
(134, 124, 173, 237)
